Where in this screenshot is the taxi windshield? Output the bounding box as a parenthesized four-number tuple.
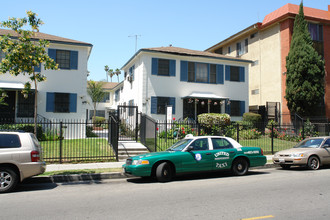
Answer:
(167, 139, 193, 151)
(294, 138, 323, 148)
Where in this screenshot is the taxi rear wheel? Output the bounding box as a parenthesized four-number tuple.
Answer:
(156, 162, 173, 182)
(232, 158, 249, 176)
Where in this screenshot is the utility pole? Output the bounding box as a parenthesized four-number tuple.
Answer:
(128, 34, 141, 52)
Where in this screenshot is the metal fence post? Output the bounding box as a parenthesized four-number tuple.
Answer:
(236, 123, 239, 143)
(271, 124, 274, 155)
(59, 121, 63, 164)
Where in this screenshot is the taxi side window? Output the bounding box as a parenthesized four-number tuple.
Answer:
(190, 138, 209, 151)
(212, 138, 233, 149)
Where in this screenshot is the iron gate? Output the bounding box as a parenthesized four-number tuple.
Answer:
(117, 105, 139, 141)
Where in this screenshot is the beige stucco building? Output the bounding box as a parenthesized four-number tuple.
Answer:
(206, 3, 330, 123)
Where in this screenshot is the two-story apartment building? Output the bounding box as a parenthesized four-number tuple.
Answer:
(0, 29, 93, 122)
(206, 3, 330, 123)
(119, 46, 252, 122)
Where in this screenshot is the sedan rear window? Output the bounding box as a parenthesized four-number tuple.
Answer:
(0, 134, 22, 148)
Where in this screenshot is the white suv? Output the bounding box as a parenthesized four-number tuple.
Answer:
(0, 131, 46, 193)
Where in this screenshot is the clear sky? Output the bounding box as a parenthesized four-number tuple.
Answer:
(0, 0, 328, 82)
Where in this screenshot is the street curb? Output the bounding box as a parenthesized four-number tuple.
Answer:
(24, 163, 279, 184)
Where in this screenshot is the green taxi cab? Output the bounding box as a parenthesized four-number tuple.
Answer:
(123, 135, 267, 182)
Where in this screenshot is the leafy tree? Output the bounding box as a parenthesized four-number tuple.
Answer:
(87, 80, 106, 123)
(285, 3, 325, 117)
(0, 11, 58, 133)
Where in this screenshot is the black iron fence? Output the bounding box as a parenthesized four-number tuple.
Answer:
(0, 118, 117, 163)
(150, 119, 330, 154)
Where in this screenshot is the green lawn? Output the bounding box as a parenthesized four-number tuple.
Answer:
(41, 138, 116, 163)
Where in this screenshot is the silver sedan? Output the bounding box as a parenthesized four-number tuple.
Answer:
(272, 137, 330, 170)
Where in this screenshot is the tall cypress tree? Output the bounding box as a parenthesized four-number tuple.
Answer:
(285, 2, 325, 117)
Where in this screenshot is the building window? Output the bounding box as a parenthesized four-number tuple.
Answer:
(188, 62, 195, 82)
(236, 39, 248, 56)
(158, 59, 170, 76)
(225, 65, 245, 82)
(55, 93, 70, 113)
(196, 63, 208, 82)
(230, 66, 240, 81)
(228, 47, 231, 54)
(250, 33, 257, 39)
(46, 92, 77, 113)
(181, 61, 224, 84)
(89, 110, 105, 119)
(251, 89, 259, 95)
(114, 90, 120, 102)
(56, 50, 70, 69)
(151, 96, 175, 115)
(102, 92, 110, 102)
(210, 64, 216, 84)
(48, 49, 78, 70)
(308, 23, 324, 58)
(214, 48, 223, 54)
(152, 58, 176, 76)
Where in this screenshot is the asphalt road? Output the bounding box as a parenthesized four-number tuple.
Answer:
(2, 167, 330, 220)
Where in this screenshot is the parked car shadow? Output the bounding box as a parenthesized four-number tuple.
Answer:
(11, 182, 58, 193)
(126, 170, 270, 184)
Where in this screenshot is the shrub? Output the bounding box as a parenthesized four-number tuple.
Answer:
(243, 112, 261, 123)
(86, 126, 98, 137)
(197, 113, 230, 127)
(92, 116, 106, 126)
(0, 124, 44, 140)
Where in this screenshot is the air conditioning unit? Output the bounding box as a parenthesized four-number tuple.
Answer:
(127, 76, 133, 83)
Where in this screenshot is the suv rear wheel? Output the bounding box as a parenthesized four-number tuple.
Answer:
(0, 167, 18, 193)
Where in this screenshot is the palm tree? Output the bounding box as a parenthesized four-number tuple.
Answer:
(108, 69, 114, 82)
(104, 65, 109, 82)
(87, 80, 106, 123)
(115, 68, 121, 82)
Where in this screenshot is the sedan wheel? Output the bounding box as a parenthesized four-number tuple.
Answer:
(232, 158, 249, 176)
(0, 167, 18, 193)
(307, 156, 320, 170)
(156, 162, 173, 182)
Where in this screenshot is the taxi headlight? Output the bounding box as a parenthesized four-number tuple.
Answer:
(291, 153, 304, 157)
(132, 159, 150, 165)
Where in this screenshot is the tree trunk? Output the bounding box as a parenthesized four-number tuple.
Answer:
(34, 73, 38, 135)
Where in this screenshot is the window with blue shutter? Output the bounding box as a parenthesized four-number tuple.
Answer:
(151, 96, 175, 115)
(225, 65, 244, 82)
(240, 101, 245, 116)
(239, 67, 245, 82)
(152, 58, 158, 75)
(180, 61, 188, 82)
(46, 92, 55, 112)
(69, 93, 77, 113)
(70, 51, 78, 70)
(46, 92, 77, 113)
(216, 64, 224, 84)
(34, 64, 41, 73)
(48, 49, 78, 70)
(151, 58, 176, 76)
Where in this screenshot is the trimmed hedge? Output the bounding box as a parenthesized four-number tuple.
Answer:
(0, 124, 44, 140)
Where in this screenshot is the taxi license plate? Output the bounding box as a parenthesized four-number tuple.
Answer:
(279, 158, 285, 163)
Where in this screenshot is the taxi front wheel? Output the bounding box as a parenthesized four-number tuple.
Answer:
(232, 158, 249, 176)
(156, 162, 173, 182)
